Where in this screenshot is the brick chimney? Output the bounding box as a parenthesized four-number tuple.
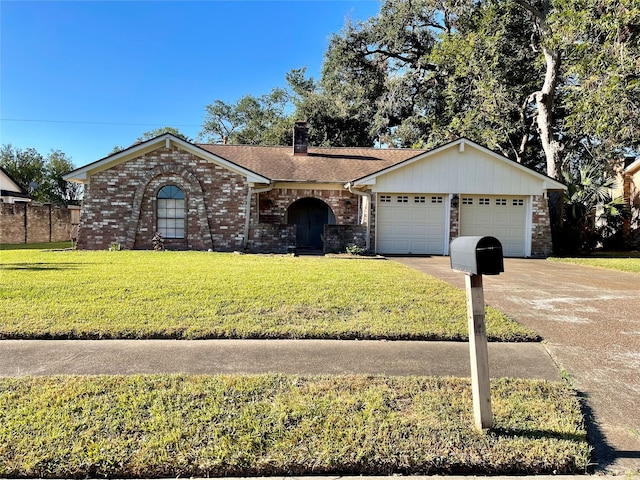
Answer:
(293, 121, 308, 156)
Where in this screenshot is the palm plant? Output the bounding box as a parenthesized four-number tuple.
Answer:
(561, 162, 625, 251)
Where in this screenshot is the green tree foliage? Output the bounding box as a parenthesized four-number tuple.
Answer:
(553, 0, 640, 155)
(288, 68, 375, 147)
(0, 145, 46, 201)
(42, 150, 83, 206)
(430, 1, 546, 168)
(137, 127, 192, 143)
(197, 0, 638, 181)
(110, 127, 193, 155)
(0, 145, 81, 205)
(320, 0, 639, 178)
(321, 0, 558, 161)
(200, 88, 292, 145)
(320, 0, 448, 148)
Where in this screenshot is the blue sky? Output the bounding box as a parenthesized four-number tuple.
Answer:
(1, 0, 380, 167)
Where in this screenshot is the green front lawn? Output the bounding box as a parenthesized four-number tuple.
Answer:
(0, 374, 590, 477)
(0, 250, 534, 341)
(550, 255, 640, 274)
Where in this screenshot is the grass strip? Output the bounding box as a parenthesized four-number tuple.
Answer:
(0, 242, 73, 250)
(0, 250, 535, 341)
(0, 374, 590, 477)
(550, 256, 640, 274)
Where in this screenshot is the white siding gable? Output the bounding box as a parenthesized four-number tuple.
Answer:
(362, 141, 561, 195)
(1, 169, 23, 193)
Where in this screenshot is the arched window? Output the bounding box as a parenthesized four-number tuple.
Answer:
(157, 185, 185, 238)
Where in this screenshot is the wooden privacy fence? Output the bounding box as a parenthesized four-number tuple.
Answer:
(0, 203, 80, 244)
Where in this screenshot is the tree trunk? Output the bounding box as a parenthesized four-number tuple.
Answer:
(515, 0, 563, 179)
(534, 45, 562, 179)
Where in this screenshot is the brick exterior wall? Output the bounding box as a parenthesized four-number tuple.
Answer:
(254, 187, 359, 226)
(323, 225, 368, 253)
(449, 196, 460, 243)
(248, 223, 296, 253)
(78, 146, 249, 251)
(531, 194, 553, 257)
(369, 193, 377, 252)
(0, 203, 77, 244)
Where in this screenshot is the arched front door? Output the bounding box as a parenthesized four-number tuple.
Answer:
(287, 198, 336, 248)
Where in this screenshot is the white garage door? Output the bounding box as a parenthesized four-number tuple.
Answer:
(460, 195, 527, 257)
(377, 194, 446, 254)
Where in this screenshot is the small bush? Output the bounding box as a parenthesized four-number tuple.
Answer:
(345, 243, 367, 255)
(151, 232, 165, 251)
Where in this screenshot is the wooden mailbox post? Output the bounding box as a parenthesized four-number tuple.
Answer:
(450, 236, 504, 430)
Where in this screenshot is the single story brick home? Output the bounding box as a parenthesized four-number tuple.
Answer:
(64, 122, 566, 257)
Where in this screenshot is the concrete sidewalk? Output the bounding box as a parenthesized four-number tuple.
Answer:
(0, 339, 560, 379)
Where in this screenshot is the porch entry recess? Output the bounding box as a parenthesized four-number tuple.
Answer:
(287, 198, 336, 248)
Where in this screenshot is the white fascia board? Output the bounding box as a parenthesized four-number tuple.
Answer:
(625, 158, 640, 174)
(62, 136, 170, 182)
(62, 134, 271, 184)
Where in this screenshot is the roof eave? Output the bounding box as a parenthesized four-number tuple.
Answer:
(62, 134, 271, 184)
(0, 166, 29, 194)
(625, 158, 640, 175)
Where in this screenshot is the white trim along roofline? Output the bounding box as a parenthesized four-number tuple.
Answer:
(62, 134, 271, 184)
(350, 138, 567, 191)
(625, 157, 640, 175)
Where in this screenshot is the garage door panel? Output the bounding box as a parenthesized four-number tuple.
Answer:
(460, 195, 527, 257)
(411, 225, 427, 236)
(377, 194, 446, 255)
(493, 212, 511, 223)
(396, 225, 412, 236)
(427, 225, 445, 236)
(390, 209, 411, 222)
(410, 212, 427, 222)
(427, 209, 444, 222)
(410, 241, 428, 251)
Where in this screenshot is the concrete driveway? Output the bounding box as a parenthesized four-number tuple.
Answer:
(394, 257, 640, 474)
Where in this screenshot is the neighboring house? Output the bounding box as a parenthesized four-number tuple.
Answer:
(622, 156, 640, 246)
(63, 123, 566, 257)
(0, 166, 31, 203)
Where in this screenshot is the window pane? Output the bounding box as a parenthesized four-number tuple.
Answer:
(157, 188, 185, 238)
(158, 185, 185, 199)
